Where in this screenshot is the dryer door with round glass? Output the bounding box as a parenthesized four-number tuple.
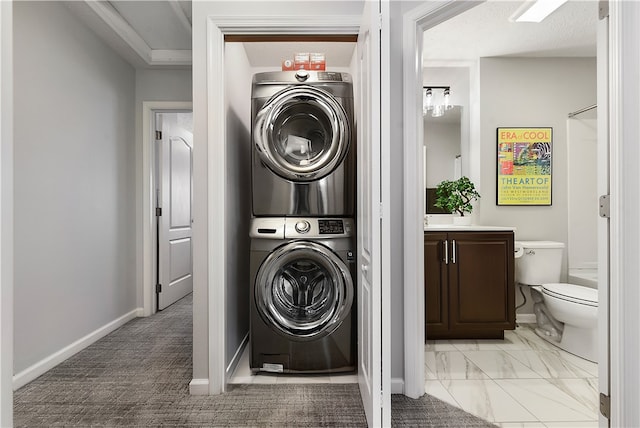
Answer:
(253, 86, 350, 182)
(254, 241, 353, 340)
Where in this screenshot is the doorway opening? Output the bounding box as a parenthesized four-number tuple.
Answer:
(204, 7, 391, 425)
(153, 111, 194, 312)
(142, 102, 193, 317)
(403, 1, 607, 425)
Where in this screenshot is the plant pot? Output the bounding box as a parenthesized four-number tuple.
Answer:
(453, 216, 472, 226)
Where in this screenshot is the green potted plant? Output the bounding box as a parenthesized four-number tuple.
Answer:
(434, 176, 481, 225)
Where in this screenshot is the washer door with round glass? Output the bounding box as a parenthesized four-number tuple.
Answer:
(253, 86, 350, 182)
(255, 241, 353, 340)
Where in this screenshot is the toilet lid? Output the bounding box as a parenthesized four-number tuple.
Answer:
(542, 283, 598, 307)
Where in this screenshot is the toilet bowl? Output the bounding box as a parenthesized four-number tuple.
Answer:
(514, 241, 598, 363)
(537, 283, 598, 362)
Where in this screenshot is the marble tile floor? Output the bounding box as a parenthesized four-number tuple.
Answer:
(228, 345, 359, 385)
(425, 324, 599, 427)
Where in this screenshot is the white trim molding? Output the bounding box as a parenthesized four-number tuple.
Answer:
(204, 14, 360, 396)
(401, 0, 481, 400)
(0, 1, 13, 424)
(608, 2, 640, 425)
(391, 378, 405, 395)
(189, 378, 210, 396)
(206, 15, 227, 396)
(207, 15, 359, 36)
(516, 314, 536, 324)
(12, 309, 141, 390)
(141, 102, 193, 318)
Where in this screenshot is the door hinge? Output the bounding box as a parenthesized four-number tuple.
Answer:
(156, 207, 162, 217)
(379, 202, 384, 219)
(155, 130, 162, 140)
(156, 283, 162, 293)
(600, 393, 610, 419)
(599, 0, 609, 19)
(378, 13, 383, 31)
(599, 194, 610, 218)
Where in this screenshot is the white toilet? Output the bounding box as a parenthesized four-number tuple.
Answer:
(515, 240, 598, 362)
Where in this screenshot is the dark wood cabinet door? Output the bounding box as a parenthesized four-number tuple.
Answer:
(448, 232, 515, 331)
(424, 232, 449, 336)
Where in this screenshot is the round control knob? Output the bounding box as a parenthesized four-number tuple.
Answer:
(295, 220, 311, 234)
(295, 70, 310, 81)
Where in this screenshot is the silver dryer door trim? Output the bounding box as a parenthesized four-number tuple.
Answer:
(253, 85, 350, 182)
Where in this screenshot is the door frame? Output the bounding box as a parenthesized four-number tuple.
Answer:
(0, 1, 13, 425)
(595, 12, 610, 427)
(401, 0, 480, 399)
(403, 2, 635, 424)
(607, 2, 640, 425)
(205, 14, 360, 395)
(142, 102, 193, 316)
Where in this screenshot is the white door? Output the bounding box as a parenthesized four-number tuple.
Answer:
(357, 1, 391, 426)
(596, 14, 610, 426)
(157, 112, 194, 310)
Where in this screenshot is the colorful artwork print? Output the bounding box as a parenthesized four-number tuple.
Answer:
(497, 127, 552, 206)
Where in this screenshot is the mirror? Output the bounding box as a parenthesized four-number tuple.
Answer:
(424, 105, 462, 214)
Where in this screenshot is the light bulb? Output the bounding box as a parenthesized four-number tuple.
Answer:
(443, 88, 451, 110)
(424, 88, 433, 111)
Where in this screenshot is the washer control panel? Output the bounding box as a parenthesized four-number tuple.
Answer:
(252, 217, 354, 239)
(251, 217, 354, 239)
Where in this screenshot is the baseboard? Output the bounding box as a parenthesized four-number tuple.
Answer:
(391, 377, 404, 394)
(13, 308, 142, 390)
(189, 378, 209, 395)
(225, 333, 249, 381)
(516, 313, 536, 324)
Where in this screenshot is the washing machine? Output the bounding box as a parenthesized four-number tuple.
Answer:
(249, 216, 356, 373)
(251, 71, 356, 217)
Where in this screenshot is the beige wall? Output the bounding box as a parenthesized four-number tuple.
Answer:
(477, 57, 596, 314)
(13, 1, 137, 373)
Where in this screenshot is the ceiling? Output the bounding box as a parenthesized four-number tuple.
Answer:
(423, 0, 599, 62)
(66, 0, 193, 68)
(109, 1, 192, 50)
(67, 0, 598, 69)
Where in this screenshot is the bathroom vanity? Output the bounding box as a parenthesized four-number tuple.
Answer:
(424, 225, 516, 340)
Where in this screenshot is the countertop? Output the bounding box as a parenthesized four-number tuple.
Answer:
(424, 224, 516, 232)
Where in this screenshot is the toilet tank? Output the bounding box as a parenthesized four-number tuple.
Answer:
(515, 240, 565, 285)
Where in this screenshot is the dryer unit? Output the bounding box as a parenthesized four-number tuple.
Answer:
(249, 217, 356, 373)
(251, 71, 355, 217)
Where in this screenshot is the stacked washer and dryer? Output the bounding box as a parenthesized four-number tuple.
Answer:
(249, 70, 357, 374)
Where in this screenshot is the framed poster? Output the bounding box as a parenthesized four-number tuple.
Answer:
(497, 127, 552, 206)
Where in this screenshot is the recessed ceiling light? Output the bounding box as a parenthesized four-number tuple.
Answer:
(510, 0, 569, 23)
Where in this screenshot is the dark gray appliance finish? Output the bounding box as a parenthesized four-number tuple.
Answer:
(251, 71, 356, 217)
(249, 217, 356, 374)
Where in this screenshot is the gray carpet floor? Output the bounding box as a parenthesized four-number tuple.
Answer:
(14, 294, 495, 427)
